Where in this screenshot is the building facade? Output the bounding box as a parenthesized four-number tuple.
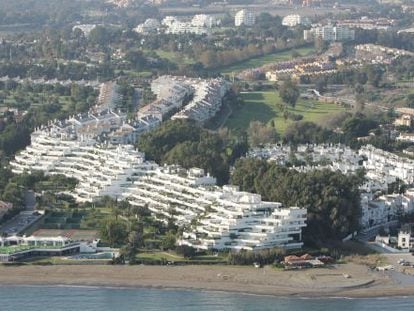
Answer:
(282, 14, 310, 27)
(235, 9, 256, 27)
(304, 25, 355, 42)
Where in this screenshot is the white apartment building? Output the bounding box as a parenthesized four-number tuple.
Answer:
(248, 144, 362, 174)
(171, 78, 229, 124)
(123, 167, 307, 250)
(337, 17, 395, 31)
(235, 9, 256, 27)
(162, 16, 178, 27)
(95, 81, 122, 113)
(123, 165, 217, 226)
(180, 185, 307, 251)
(139, 15, 218, 35)
(359, 192, 410, 229)
(397, 133, 414, 143)
(191, 14, 219, 28)
(162, 16, 211, 35)
(398, 224, 414, 250)
(134, 18, 161, 34)
(359, 145, 414, 185)
(282, 14, 310, 27)
(166, 22, 209, 35)
(138, 76, 194, 121)
(72, 24, 97, 37)
(11, 132, 157, 202)
(249, 144, 414, 189)
(248, 144, 414, 230)
(144, 75, 229, 124)
(304, 25, 355, 42)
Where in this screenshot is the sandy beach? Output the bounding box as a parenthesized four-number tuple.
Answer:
(0, 263, 413, 298)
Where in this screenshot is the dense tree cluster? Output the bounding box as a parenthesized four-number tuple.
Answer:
(247, 121, 279, 147)
(279, 79, 300, 108)
(283, 121, 336, 145)
(231, 159, 363, 244)
(0, 169, 78, 224)
(341, 114, 378, 140)
(0, 83, 96, 157)
(138, 120, 248, 184)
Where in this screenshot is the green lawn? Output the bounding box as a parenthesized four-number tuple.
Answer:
(154, 50, 195, 65)
(225, 91, 347, 134)
(221, 46, 315, 74)
(0, 91, 74, 111)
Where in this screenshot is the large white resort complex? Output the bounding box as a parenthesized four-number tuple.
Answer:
(11, 140, 306, 251)
(249, 144, 414, 230)
(9, 77, 305, 251)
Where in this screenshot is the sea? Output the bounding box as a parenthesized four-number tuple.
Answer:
(1, 285, 414, 311)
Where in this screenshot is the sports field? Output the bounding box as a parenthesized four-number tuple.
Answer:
(224, 91, 347, 134)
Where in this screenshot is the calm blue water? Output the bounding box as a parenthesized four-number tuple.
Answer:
(1, 286, 414, 311)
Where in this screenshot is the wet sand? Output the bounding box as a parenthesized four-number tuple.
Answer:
(0, 263, 413, 298)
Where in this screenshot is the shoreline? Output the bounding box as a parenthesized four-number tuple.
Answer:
(0, 264, 414, 298)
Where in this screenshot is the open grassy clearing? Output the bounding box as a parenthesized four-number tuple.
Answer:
(221, 46, 315, 74)
(224, 91, 347, 134)
(0, 91, 73, 111)
(153, 50, 196, 65)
